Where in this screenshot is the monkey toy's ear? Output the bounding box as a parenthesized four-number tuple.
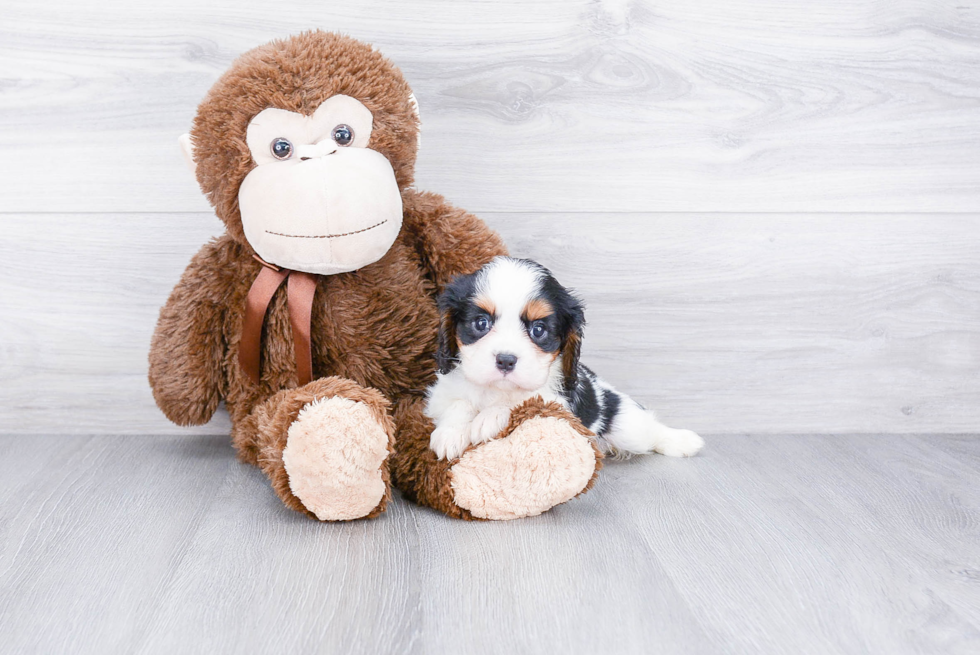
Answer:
(408, 92, 422, 152)
(177, 133, 197, 174)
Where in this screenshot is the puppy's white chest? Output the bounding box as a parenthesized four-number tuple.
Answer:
(424, 369, 564, 460)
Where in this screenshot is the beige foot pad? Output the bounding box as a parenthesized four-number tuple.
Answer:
(450, 416, 597, 520)
(282, 397, 389, 521)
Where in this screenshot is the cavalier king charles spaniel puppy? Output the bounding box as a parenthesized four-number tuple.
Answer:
(425, 256, 705, 461)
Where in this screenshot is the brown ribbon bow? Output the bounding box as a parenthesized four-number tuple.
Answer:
(239, 255, 318, 386)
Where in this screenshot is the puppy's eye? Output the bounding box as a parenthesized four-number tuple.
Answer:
(270, 138, 293, 160)
(530, 323, 548, 340)
(473, 315, 491, 334)
(332, 124, 354, 146)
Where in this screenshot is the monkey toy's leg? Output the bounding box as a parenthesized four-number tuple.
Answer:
(232, 377, 395, 521)
(391, 396, 602, 520)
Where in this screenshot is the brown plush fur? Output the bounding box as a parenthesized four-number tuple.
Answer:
(148, 31, 600, 520)
(389, 396, 475, 520)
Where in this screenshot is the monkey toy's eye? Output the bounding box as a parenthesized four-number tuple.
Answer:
(332, 124, 354, 146)
(270, 138, 293, 160)
(473, 315, 492, 335)
(530, 322, 548, 340)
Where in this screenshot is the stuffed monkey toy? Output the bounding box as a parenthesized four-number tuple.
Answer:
(149, 31, 601, 521)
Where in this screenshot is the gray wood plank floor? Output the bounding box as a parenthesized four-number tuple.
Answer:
(1, 434, 977, 654)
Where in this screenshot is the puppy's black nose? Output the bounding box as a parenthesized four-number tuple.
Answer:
(495, 353, 518, 373)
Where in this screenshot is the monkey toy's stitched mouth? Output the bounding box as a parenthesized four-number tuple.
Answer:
(265, 219, 388, 239)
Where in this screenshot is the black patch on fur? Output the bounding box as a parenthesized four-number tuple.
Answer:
(456, 306, 495, 346)
(435, 271, 479, 373)
(598, 388, 621, 437)
(521, 313, 562, 353)
(570, 366, 600, 429)
(537, 270, 585, 345)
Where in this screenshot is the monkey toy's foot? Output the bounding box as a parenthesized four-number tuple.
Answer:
(449, 398, 601, 520)
(283, 395, 393, 521)
(243, 377, 395, 521)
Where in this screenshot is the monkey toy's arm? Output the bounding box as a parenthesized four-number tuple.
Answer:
(401, 189, 508, 291)
(148, 240, 228, 426)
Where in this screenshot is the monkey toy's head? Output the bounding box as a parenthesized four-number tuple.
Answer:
(181, 31, 420, 275)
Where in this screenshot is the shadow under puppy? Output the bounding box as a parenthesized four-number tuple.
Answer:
(426, 256, 705, 461)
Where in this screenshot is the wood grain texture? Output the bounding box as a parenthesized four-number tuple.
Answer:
(2, 6, 977, 653)
(1, 0, 978, 213)
(0, 433, 977, 654)
(1, 212, 976, 435)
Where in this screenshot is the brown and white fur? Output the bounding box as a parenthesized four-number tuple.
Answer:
(426, 257, 704, 461)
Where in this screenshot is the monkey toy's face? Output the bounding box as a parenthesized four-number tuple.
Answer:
(237, 94, 403, 275)
(184, 31, 421, 276)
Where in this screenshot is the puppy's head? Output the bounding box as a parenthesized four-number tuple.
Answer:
(436, 257, 585, 394)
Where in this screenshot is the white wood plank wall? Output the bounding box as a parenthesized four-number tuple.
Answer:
(1, 0, 978, 435)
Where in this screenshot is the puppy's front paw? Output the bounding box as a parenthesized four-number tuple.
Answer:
(430, 423, 472, 461)
(470, 405, 513, 444)
(655, 428, 705, 458)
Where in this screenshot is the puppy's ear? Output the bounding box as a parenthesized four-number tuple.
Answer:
(434, 271, 477, 374)
(435, 308, 459, 374)
(561, 324, 584, 396)
(554, 284, 586, 398)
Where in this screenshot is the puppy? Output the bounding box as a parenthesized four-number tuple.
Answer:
(425, 256, 704, 461)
